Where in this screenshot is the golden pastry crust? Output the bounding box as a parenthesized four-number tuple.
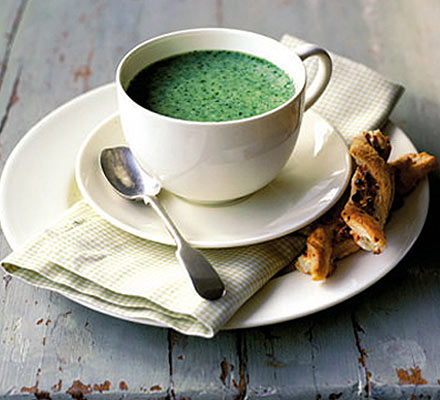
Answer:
(391, 152, 438, 196)
(341, 130, 394, 254)
(296, 216, 358, 280)
(295, 133, 437, 281)
(295, 224, 335, 281)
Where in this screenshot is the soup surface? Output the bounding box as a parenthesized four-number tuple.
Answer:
(126, 50, 295, 122)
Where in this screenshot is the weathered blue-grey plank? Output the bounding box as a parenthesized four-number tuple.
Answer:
(1, 0, 440, 399)
(0, 283, 170, 398)
(0, 1, 175, 398)
(241, 300, 362, 399)
(0, 1, 242, 398)
(222, 0, 373, 65)
(350, 228, 440, 398)
(169, 330, 244, 399)
(0, 0, 28, 158)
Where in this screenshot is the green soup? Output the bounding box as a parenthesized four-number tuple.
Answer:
(126, 50, 295, 122)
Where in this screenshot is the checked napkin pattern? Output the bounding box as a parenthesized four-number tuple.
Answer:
(281, 35, 404, 143)
(3, 202, 304, 337)
(1, 34, 404, 337)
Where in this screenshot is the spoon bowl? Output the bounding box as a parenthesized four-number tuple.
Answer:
(100, 146, 161, 199)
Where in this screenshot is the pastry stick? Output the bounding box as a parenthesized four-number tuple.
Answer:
(341, 130, 394, 254)
(391, 152, 438, 196)
(296, 216, 357, 280)
(296, 136, 437, 280)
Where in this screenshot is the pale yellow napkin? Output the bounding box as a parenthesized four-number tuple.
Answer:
(1, 34, 404, 337)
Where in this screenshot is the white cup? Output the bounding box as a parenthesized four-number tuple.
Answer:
(116, 28, 332, 203)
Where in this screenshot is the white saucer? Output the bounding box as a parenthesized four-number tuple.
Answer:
(75, 112, 351, 248)
(0, 83, 429, 329)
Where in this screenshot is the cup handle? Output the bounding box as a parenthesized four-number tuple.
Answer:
(295, 44, 332, 111)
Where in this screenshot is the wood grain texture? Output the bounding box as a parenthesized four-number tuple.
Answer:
(1, 0, 440, 398)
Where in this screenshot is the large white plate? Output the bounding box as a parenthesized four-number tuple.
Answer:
(0, 83, 429, 329)
(75, 112, 351, 248)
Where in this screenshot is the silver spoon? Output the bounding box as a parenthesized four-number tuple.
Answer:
(100, 146, 226, 301)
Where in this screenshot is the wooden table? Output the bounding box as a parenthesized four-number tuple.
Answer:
(1, 1, 439, 398)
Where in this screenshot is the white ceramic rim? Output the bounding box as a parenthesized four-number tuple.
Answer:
(0, 83, 429, 330)
(116, 27, 306, 126)
(74, 110, 351, 248)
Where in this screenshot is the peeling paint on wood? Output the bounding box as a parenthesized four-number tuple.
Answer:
(72, 50, 93, 92)
(2, 274, 12, 290)
(396, 366, 428, 385)
(0, 69, 21, 136)
(0, 0, 27, 92)
(21, 367, 41, 393)
(92, 380, 111, 393)
(232, 332, 248, 399)
(220, 358, 228, 385)
(66, 380, 92, 397)
(351, 312, 371, 397)
(1, 1, 440, 399)
(51, 379, 62, 392)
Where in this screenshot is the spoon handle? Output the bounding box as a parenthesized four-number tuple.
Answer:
(144, 196, 226, 300)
